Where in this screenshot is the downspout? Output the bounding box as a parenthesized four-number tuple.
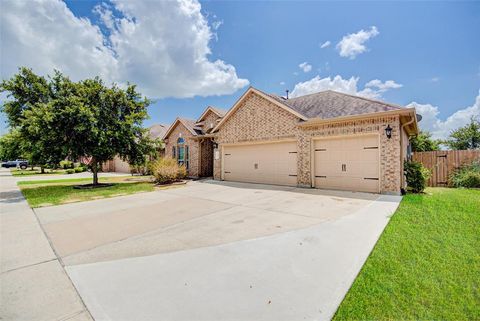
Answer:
(400, 117, 415, 191)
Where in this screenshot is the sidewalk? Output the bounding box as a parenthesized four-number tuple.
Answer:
(0, 168, 93, 320)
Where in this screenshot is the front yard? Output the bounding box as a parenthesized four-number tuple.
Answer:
(19, 176, 156, 207)
(11, 167, 69, 176)
(334, 188, 480, 320)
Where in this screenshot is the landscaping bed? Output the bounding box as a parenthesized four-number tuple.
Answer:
(333, 188, 480, 320)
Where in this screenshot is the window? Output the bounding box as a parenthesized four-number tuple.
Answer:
(172, 146, 176, 158)
(176, 137, 189, 169)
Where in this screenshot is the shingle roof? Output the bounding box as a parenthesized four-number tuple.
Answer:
(148, 124, 168, 139)
(268, 90, 404, 119)
(210, 106, 227, 117)
(179, 118, 202, 135)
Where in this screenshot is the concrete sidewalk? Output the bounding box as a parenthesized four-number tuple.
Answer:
(0, 168, 92, 321)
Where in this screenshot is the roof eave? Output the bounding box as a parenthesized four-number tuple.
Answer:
(298, 107, 418, 127)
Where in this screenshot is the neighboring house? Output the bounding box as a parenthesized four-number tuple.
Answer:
(102, 123, 168, 173)
(163, 106, 226, 178)
(166, 87, 419, 195)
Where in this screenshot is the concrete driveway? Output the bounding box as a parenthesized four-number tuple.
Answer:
(34, 180, 401, 321)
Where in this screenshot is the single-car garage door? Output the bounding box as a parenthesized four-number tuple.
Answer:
(314, 134, 380, 193)
(223, 141, 297, 186)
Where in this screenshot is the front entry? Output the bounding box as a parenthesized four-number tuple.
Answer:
(313, 134, 380, 193)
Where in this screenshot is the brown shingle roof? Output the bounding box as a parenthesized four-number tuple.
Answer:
(210, 106, 227, 117)
(148, 124, 168, 140)
(269, 90, 404, 119)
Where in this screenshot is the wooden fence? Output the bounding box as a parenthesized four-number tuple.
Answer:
(412, 150, 480, 187)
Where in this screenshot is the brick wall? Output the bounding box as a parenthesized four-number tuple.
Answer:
(164, 122, 200, 177)
(201, 110, 221, 134)
(213, 91, 404, 194)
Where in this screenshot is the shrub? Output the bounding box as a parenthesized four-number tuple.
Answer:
(151, 158, 187, 184)
(404, 160, 431, 193)
(60, 160, 74, 169)
(66, 169, 75, 174)
(74, 167, 84, 173)
(130, 161, 154, 176)
(449, 161, 480, 188)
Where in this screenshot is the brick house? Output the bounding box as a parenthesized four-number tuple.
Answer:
(165, 87, 419, 195)
(163, 106, 226, 178)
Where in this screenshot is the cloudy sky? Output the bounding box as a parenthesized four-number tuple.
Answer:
(1, 0, 479, 139)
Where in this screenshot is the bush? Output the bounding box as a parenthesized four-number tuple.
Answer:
(449, 161, 480, 188)
(74, 167, 85, 173)
(151, 158, 187, 184)
(66, 169, 75, 174)
(404, 160, 431, 193)
(60, 160, 74, 169)
(130, 161, 153, 176)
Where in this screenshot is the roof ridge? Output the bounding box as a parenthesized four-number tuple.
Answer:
(288, 89, 403, 110)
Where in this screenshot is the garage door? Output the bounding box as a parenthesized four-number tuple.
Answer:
(314, 135, 379, 193)
(223, 141, 297, 186)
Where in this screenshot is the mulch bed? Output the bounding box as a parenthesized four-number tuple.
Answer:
(73, 183, 114, 189)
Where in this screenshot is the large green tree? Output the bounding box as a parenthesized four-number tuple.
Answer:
(0, 129, 24, 161)
(1, 68, 152, 185)
(444, 117, 480, 150)
(410, 131, 441, 152)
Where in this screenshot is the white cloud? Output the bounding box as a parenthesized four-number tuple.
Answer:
(290, 75, 402, 99)
(407, 91, 480, 139)
(0, 0, 248, 98)
(279, 81, 286, 86)
(336, 26, 379, 59)
(358, 79, 403, 99)
(320, 41, 331, 49)
(298, 62, 312, 73)
(430, 77, 440, 82)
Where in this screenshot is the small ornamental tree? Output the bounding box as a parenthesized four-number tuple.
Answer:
(1, 68, 152, 185)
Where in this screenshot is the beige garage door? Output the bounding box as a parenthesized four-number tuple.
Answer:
(223, 141, 297, 186)
(314, 135, 379, 193)
(114, 156, 131, 173)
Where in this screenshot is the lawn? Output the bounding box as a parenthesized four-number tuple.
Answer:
(11, 167, 69, 176)
(19, 176, 155, 207)
(333, 188, 480, 321)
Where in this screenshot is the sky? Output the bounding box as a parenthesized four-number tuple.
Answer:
(1, 0, 479, 139)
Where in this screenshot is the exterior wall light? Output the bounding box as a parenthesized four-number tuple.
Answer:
(385, 124, 393, 139)
(213, 142, 218, 149)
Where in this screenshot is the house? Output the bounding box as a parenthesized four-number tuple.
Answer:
(164, 87, 419, 195)
(163, 106, 226, 177)
(102, 123, 169, 173)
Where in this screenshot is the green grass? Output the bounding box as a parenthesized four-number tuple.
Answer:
(19, 176, 155, 207)
(11, 168, 68, 176)
(333, 188, 480, 321)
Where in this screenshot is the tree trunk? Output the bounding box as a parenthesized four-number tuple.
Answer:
(40, 166, 45, 174)
(92, 161, 99, 185)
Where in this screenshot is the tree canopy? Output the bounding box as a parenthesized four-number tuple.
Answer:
(1, 67, 152, 184)
(443, 117, 480, 150)
(410, 131, 441, 152)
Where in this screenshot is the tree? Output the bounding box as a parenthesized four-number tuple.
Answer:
(410, 131, 441, 152)
(0, 130, 24, 161)
(1, 68, 152, 185)
(444, 117, 480, 150)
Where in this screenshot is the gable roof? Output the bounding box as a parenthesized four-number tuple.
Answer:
(197, 106, 227, 123)
(269, 90, 404, 119)
(148, 124, 168, 140)
(163, 118, 200, 140)
(213, 87, 308, 132)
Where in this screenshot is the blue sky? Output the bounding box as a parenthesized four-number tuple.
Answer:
(1, 0, 479, 139)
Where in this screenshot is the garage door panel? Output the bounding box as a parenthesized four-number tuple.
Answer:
(313, 135, 379, 193)
(223, 142, 297, 187)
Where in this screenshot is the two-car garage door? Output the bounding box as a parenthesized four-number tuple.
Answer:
(313, 135, 380, 193)
(223, 141, 297, 186)
(222, 135, 380, 193)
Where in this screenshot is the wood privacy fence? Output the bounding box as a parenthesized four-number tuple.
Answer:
(412, 150, 480, 187)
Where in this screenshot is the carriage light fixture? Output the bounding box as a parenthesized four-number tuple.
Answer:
(385, 124, 393, 139)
